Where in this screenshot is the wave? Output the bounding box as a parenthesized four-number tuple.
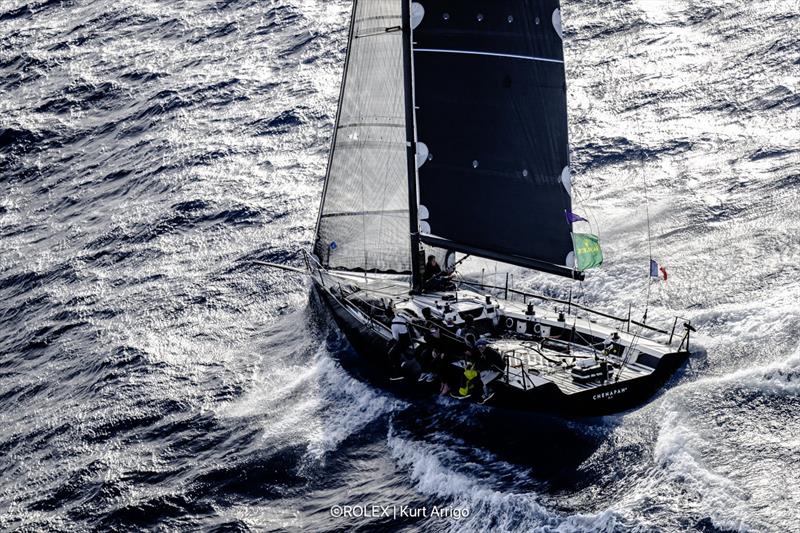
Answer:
(699, 345, 800, 396)
(0, 0, 64, 22)
(216, 321, 404, 465)
(632, 346, 800, 532)
(572, 136, 694, 173)
(647, 407, 770, 532)
(387, 429, 629, 533)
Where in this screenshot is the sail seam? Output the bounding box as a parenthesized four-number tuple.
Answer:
(414, 48, 563, 64)
(321, 209, 407, 219)
(338, 122, 404, 129)
(355, 27, 401, 39)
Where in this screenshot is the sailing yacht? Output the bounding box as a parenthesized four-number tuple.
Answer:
(301, 0, 693, 415)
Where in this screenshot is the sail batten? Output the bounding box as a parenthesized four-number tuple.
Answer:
(414, 48, 564, 64)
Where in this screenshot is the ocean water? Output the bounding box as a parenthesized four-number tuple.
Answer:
(1, 0, 799, 531)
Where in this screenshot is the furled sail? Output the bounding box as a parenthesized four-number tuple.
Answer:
(412, 0, 581, 278)
(313, 0, 411, 273)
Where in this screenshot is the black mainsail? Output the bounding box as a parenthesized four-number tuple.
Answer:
(315, 0, 584, 281)
(413, 0, 580, 279)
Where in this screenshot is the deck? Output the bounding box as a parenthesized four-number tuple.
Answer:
(492, 339, 654, 395)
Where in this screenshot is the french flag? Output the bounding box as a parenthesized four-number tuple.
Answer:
(650, 259, 668, 281)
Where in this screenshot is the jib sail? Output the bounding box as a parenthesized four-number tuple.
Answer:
(313, 0, 413, 274)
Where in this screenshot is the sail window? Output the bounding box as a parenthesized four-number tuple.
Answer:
(419, 204, 431, 234)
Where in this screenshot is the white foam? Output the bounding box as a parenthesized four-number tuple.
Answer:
(304, 356, 405, 459)
(651, 409, 762, 532)
(689, 343, 800, 395)
(611, 343, 800, 533)
(387, 430, 625, 532)
(217, 335, 405, 463)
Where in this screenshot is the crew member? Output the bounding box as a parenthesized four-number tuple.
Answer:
(423, 254, 441, 280)
(456, 315, 478, 348)
(455, 360, 481, 399)
(423, 255, 442, 289)
(475, 338, 504, 370)
(387, 309, 411, 380)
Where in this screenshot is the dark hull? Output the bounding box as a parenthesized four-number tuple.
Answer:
(314, 283, 688, 417)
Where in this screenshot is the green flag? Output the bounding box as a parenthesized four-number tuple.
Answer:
(572, 233, 603, 271)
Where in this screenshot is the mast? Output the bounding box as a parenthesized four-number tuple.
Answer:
(401, 0, 422, 291)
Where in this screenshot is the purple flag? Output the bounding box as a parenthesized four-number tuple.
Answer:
(650, 259, 659, 278)
(565, 211, 588, 224)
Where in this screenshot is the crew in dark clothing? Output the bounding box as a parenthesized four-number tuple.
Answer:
(429, 347, 451, 395)
(425, 255, 457, 291)
(423, 255, 441, 281)
(420, 306, 433, 321)
(416, 307, 441, 348)
(400, 351, 422, 381)
(456, 315, 478, 348)
(387, 310, 410, 380)
(412, 307, 440, 369)
(423, 321, 442, 350)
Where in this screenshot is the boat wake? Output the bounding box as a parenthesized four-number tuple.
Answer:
(387, 428, 626, 533)
(216, 317, 407, 463)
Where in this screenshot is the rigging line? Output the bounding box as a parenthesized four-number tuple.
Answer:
(577, 280, 599, 358)
(626, 32, 653, 262)
(619, 7, 655, 318)
(570, 186, 602, 242)
(623, 325, 647, 379)
(615, 304, 653, 382)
